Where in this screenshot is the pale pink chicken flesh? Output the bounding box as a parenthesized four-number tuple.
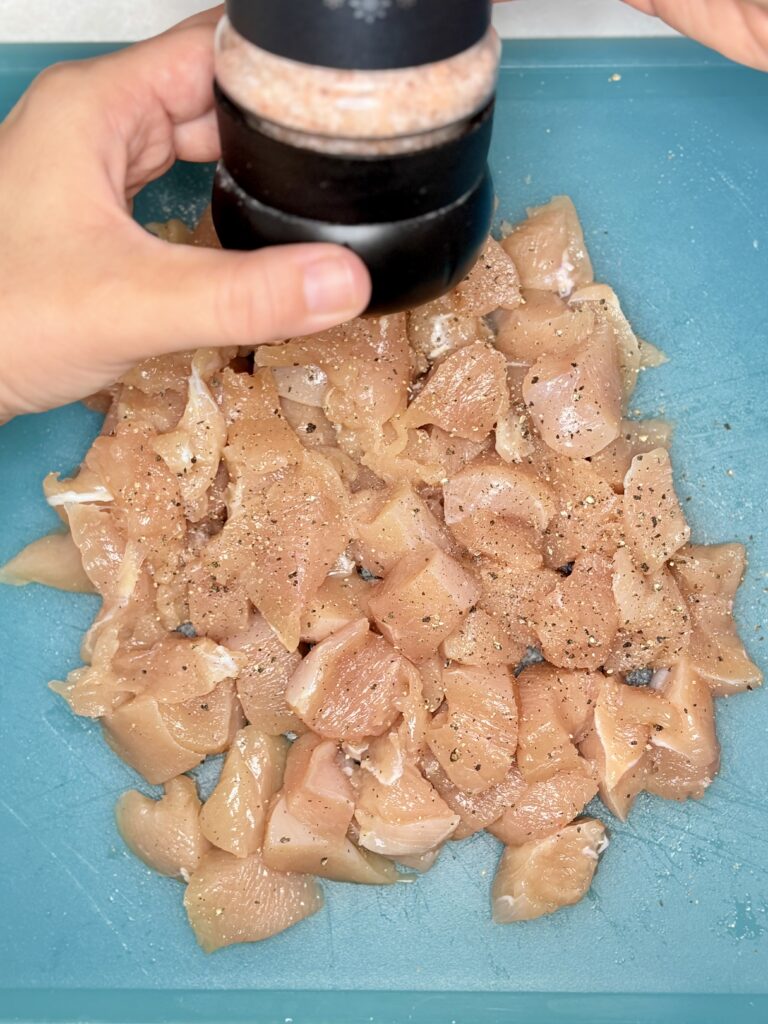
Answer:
(199, 727, 288, 857)
(116, 776, 211, 879)
(3, 195, 759, 948)
(502, 196, 594, 296)
(184, 848, 324, 952)
(492, 819, 608, 923)
(285, 619, 409, 740)
(426, 664, 518, 793)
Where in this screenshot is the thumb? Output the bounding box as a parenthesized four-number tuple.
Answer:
(116, 235, 372, 358)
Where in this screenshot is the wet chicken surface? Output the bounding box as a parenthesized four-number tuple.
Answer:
(1, 198, 761, 950)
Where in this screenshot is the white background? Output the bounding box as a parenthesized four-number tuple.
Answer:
(0, 1, 677, 41)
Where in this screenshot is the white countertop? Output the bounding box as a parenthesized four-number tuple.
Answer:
(0, 0, 677, 42)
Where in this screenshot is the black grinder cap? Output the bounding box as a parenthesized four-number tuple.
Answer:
(226, 0, 492, 71)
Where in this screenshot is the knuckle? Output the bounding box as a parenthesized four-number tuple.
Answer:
(31, 61, 81, 96)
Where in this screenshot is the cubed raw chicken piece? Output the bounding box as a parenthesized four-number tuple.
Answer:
(623, 449, 690, 573)
(262, 795, 398, 884)
(443, 460, 556, 532)
(285, 619, 409, 740)
(354, 764, 460, 856)
(280, 398, 337, 449)
(515, 668, 587, 783)
(501, 196, 594, 296)
(184, 849, 323, 952)
(367, 546, 480, 662)
(408, 298, 493, 364)
(111, 384, 188, 434)
(647, 657, 720, 800)
(476, 559, 560, 657)
(271, 364, 330, 408)
(494, 290, 595, 365)
(589, 420, 673, 493)
(152, 350, 227, 523)
(426, 664, 518, 793)
(42, 466, 114, 524)
(353, 481, 452, 576)
(86, 425, 186, 593)
(534, 553, 619, 670)
(263, 735, 397, 884)
(225, 614, 305, 735)
(670, 545, 762, 695)
(541, 454, 623, 568)
(579, 675, 678, 819)
(405, 343, 509, 441)
(117, 635, 245, 705)
(421, 753, 527, 840)
(523, 318, 623, 459)
(488, 766, 599, 846)
(300, 574, 371, 644)
(103, 698, 207, 785)
(158, 679, 245, 756)
(116, 776, 210, 879)
(452, 237, 522, 314)
(282, 734, 355, 831)
(0, 530, 95, 593)
(570, 285, 642, 404)
(200, 727, 288, 856)
(257, 314, 410, 431)
(607, 546, 691, 674)
(492, 819, 607, 923)
(441, 605, 525, 667)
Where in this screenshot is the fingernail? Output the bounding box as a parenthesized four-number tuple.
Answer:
(303, 256, 364, 317)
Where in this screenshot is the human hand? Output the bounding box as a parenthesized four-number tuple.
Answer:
(494, 0, 768, 71)
(622, 1, 768, 70)
(0, 8, 371, 422)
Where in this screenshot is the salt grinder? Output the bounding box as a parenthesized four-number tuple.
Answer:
(212, 0, 500, 314)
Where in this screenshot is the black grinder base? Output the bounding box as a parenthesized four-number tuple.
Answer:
(211, 85, 495, 316)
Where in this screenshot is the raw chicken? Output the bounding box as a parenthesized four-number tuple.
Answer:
(367, 546, 480, 662)
(0, 530, 95, 593)
(494, 290, 595, 365)
(285, 619, 409, 740)
(492, 819, 607, 922)
(420, 753, 526, 840)
(580, 675, 678, 819)
(535, 553, 619, 670)
(623, 449, 690, 573)
(152, 351, 227, 523)
(262, 734, 397, 883)
(404, 343, 508, 441)
(501, 196, 593, 296)
(671, 544, 762, 695)
(199, 727, 288, 856)
(184, 849, 323, 952)
(354, 764, 460, 856)
(225, 614, 305, 735)
(569, 285, 642, 403)
(3, 195, 758, 948)
(523, 318, 623, 459)
(426, 664, 518, 793)
(116, 776, 210, 879)
(647, 657, 720, 800)
(353, 481, 452, 576)
(300, 574, 371, 643)
(608, 546, 691, 673)
(589, 419, 672, 493)
(488, 767, 599, 846)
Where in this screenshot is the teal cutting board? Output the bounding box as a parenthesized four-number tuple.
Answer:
(1, 39, 767, 1024)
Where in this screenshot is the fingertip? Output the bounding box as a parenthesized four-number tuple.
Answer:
(301, 246, 372, 323)
(344, 248, 374, 314)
